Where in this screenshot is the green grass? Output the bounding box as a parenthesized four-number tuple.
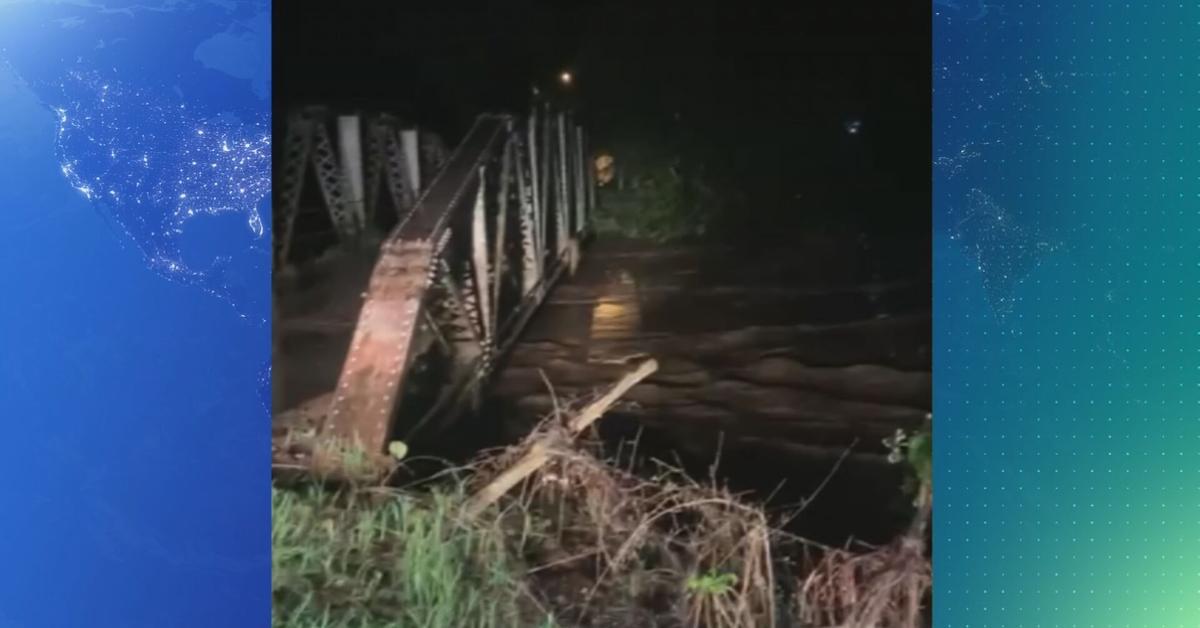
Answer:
(685, 570, 738, 596)
(272, 483, 554, 628)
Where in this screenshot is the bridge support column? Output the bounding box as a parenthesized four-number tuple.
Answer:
(575, 125, 586, 234)
(401, 128, 421, 201)
(336, 115, 367, 239)
(518, 123, 542, 295)
(556, 112, 570, 256)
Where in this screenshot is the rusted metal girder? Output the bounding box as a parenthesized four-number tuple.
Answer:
(324, 239, 434, 452)
(316, 111, 593, 457)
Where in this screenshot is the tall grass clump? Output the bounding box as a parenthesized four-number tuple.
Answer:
(272, 482, 549, 628)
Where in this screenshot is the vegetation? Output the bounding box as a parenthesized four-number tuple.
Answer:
(883, 418, 933, 508)
(590, 138, 727, 242)
(593, 168, 720, 241)
(273, 410, 784, 627)
(273, 395, 933, 627)
(797, 417, 933, 628)
(272, 483, 552, 628)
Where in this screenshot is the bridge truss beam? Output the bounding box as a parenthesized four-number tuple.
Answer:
(286, 107, 592, 458)
(275, 107, 450, 267)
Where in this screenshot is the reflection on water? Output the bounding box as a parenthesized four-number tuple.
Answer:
(588, 269, 640, 358)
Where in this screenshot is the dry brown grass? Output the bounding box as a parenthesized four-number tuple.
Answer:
(468, 408, 781, 628)
(797, 486, 932, 628)
(464, 374, 932, 628)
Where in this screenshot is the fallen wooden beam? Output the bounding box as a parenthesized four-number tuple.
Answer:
(465, 358, 658, 517)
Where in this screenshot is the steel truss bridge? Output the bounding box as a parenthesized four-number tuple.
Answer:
(274, 104, 595, 462)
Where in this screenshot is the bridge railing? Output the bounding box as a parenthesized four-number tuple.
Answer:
(280, 105, 594, 458)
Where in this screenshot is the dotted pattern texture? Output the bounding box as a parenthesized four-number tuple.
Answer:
(935, 1, 1200, 625)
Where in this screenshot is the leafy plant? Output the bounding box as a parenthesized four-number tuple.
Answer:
(592, 141, 722, 242)
(686, 570, 739, 596)
(883, 416, 932, 504)
(904, 429, 931, 489)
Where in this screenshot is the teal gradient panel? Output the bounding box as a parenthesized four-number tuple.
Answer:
(935, 1, 1200, 625)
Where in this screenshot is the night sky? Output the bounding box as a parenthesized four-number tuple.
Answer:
(276, 1, 930, 238)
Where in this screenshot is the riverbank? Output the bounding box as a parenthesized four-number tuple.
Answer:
(272, 364, 931, 627)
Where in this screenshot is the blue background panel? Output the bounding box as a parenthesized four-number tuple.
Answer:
(0, 2, 271, 626)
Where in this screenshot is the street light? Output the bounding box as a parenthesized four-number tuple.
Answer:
(560, 71, 572, 86)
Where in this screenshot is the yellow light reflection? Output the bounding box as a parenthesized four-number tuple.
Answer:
(589, 270, 640, 345)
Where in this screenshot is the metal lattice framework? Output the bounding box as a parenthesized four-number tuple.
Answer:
(276, 107, 450, 266)
(289, 106, 593, 456)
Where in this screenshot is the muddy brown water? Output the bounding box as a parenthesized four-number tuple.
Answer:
(485, 236, 930, 546)
(274, 233, 931, 546)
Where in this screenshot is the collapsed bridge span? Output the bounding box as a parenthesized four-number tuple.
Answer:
(274, 103, 595, 463)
